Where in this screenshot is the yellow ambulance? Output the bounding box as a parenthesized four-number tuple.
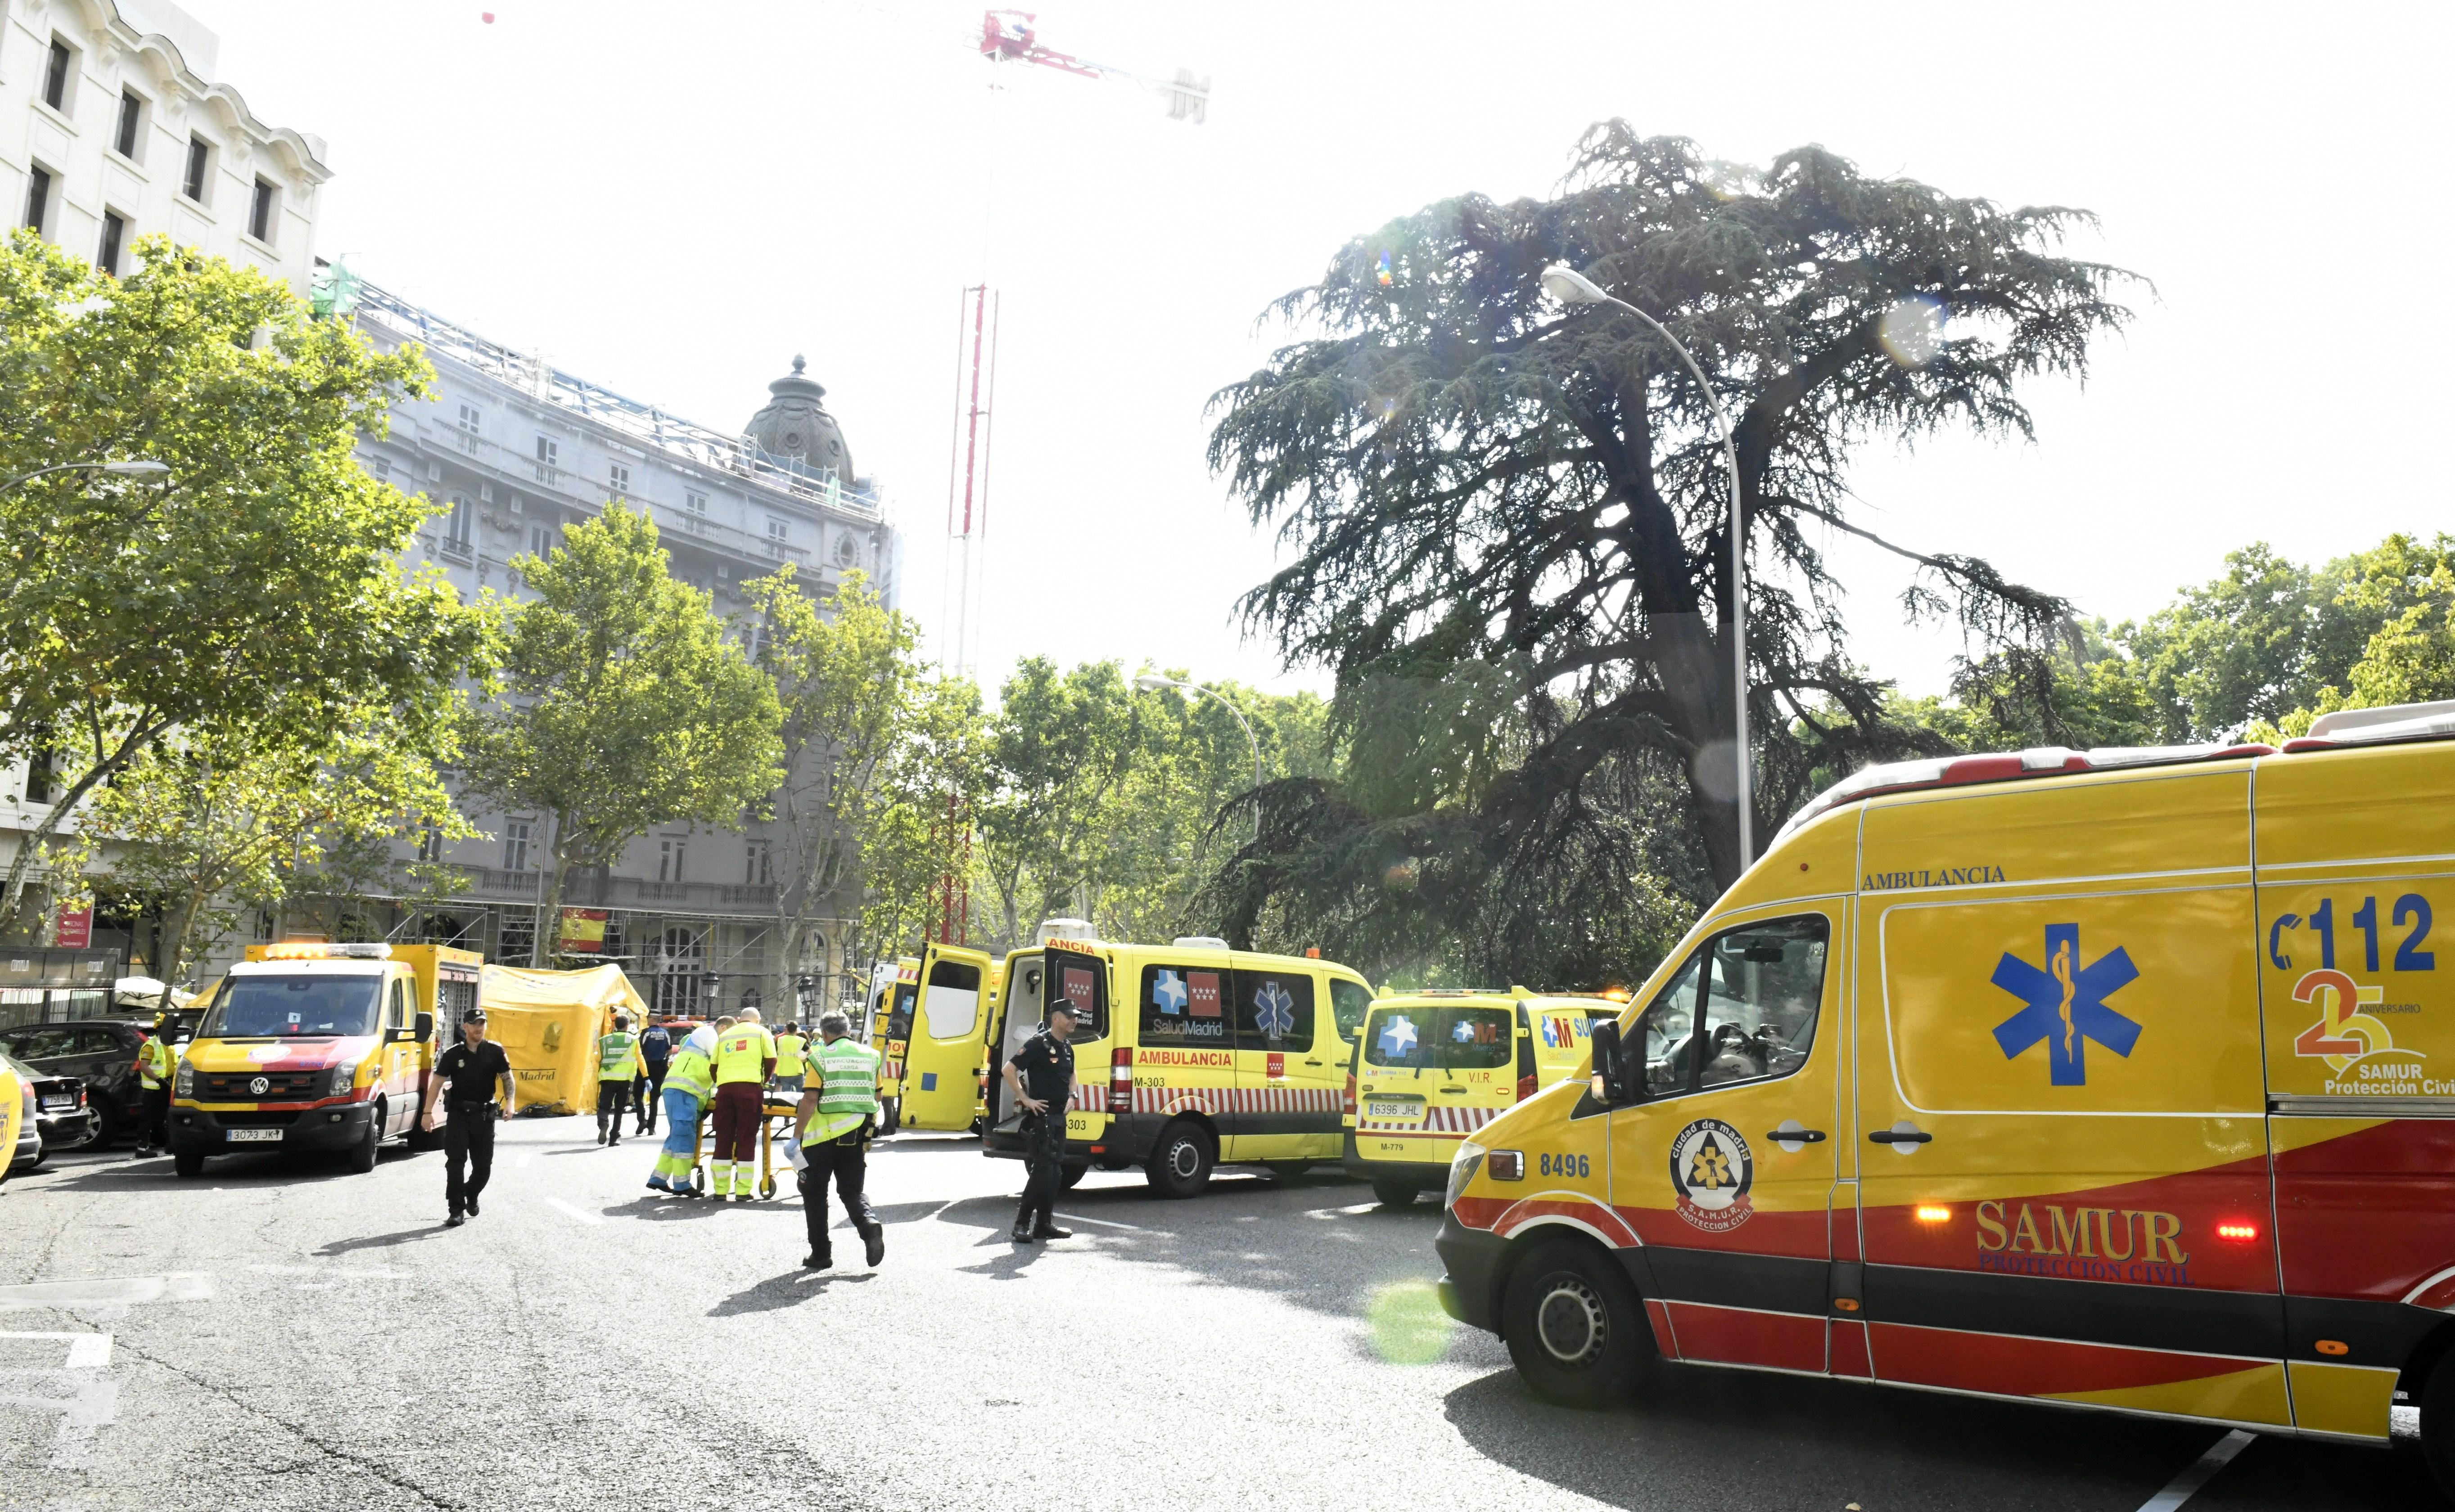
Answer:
(865, 957, 919, 1133)
(895, 942, 1000, 1134)
(983, 933, 1375, 1196)
(169, 943, 480, 1179)
(1346, 989, 1624, 1208)
(1437, 700, 2455, 1488)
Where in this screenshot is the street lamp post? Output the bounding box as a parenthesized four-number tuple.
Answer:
(1537, 262, 1753, 870)
(1134, 672, 1264, 842)
(0, 458, 170, 494)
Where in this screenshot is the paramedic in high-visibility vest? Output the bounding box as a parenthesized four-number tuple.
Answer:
(793, 1010, 885, 1271)
(594, 1013, 643, 1148)
(647, 1025, 715, 1196)
(134, 1016, 185, 1157)
(772, 1022, 808, 1096)
(709, 1008, 776, 1201)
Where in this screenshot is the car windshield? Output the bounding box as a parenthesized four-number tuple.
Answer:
(200, 976, 383, 1038)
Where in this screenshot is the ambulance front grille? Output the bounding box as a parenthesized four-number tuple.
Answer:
(198, 1071, 324, 1101)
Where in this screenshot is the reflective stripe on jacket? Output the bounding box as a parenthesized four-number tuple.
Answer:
(713, 1026, 775, 1084)
(596, 1030, 639, 1082)
(774, 1034, 807, 1076)
(663, 1046, 715, 1102)
(801, 1037, 881, 1145)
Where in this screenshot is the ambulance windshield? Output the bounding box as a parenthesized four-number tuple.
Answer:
(200, 976, 384, 1039)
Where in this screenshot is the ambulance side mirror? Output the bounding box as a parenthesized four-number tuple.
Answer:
(414, 1011, 434, 1042)
(1589, 1019, 1629, 1105)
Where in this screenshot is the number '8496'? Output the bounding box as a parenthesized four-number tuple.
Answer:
(1538, 1152, 1591, 1179)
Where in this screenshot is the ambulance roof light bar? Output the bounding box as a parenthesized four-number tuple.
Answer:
(1777, 740, 2279, 842)
(262, 942, 393, 960)
(2288, 698, 2455, 752)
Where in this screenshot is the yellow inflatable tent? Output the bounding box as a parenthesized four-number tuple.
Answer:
(478, 964, 653, 1116)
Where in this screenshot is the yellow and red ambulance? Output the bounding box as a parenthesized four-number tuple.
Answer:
(895, 942, 999, 1134)
(983, 933, 1375, 1196)
(169, 943, 480, 1179)
(1345, 989, 1623, 1208)
(865, 957, 919, 1133)
(1437, 699, 2455, 1486)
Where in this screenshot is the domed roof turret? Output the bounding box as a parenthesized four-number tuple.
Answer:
(744, 355, 853, 481)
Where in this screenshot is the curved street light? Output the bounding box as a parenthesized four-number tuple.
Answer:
(1538, 262, 1752, 869)
(0, 458, 170, 494)
(1135, 671, 1264, 841)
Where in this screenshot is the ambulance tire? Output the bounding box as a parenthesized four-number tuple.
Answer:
(1502, 1240, 1651, 1408)
(173, 1151, 204, 1180)
(1372, 1177, 1418, 1208)
(879, 1098, 901, 1137)
(2422, 1351, 2455, 1498)
(347, 1111, 379, 1174)
(1146, 1121, 1214, 1199)
(1061, 1162, 1088, 1189)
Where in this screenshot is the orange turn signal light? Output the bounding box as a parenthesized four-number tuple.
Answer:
(1832, 1297, 1861, 1313)
(2316, 1339, 2350, 1356)
(2216, 1221, 2259, 1242)
(1914, 1205, 1951, 1224)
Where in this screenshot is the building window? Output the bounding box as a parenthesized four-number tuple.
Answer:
(745, 840, 771, 886)
(182, 136, 212, 202)
(608, 462, 630, 496)
(416, 824, 444, 863)
(503, 820, 533, 873)
(42, 37, 72, 113)
(96, 212, 126, 276)
(527, 522, 558, 558)
(534, 435, 558, 483)
(766, 518, 790, 558)
(23, 166, 52, 236)
(23, 742, 55, 805)
(248, 179, 278, 244)
(444, 497, 473, 552)
(369, 457, 392, 483)
(458, 403, 483, 436)
(113, 90, 145, 160)
(658, 837, 687, 883)
(685, 489, 708, 515)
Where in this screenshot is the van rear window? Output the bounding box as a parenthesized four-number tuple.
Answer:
(1363, 1006, 1512, 1069)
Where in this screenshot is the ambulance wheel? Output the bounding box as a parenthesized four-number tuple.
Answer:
(879, 1098, 901, 1136)
(1503, 1240, 1651, 1408)
(1372, 1177, 1418, 1208)
(1061, 1162, 1088, 1189)
(1146, 1121, 1213, 1199)
(347, 1114, 379, 1174)
(173, 1151, 204, 1180)
(2422, 1350, 2455, 1498)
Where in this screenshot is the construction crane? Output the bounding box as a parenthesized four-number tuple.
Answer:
(931, 11, 1206, 947)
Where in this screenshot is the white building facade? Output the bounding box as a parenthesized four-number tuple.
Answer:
(3, 0, 325, 290)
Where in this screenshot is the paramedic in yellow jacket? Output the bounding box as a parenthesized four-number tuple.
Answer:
(647, 1026, 716, 1197)
(709, 1008, 776, 1201)
(595, 1013, 645, 1148)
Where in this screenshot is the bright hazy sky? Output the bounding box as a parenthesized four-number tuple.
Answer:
(183, 1, 2455, 701)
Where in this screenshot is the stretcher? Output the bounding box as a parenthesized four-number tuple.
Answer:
(687, 1089, 804, 1199)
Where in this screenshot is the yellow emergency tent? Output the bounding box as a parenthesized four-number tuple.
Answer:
(478, 964, 652, 1116)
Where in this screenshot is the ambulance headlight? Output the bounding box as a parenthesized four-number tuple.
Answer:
(174, 1062, 195, 1098)
(327, 1062, 363, 1099)
(1447, 1139, 1487, 1210)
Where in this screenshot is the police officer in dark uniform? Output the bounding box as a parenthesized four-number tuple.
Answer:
(633, 1016, 672, 1137)
(1001, 999, 1080, 1244)
(418, 1008, 514, 1228)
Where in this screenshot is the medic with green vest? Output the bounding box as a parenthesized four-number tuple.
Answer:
(647, 1025, 716, 1196)
(594, 1013, 644, 1147)
(794, 1010, 885, 1270)
(772, 1025, 809, 1096)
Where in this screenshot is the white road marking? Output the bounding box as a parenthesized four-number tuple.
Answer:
(0, 1273, 214, 1310)
(516, 1153, 533, 1168)
(547, 1198, 605, 1226)
(2136, 1429, 2255, 1512)
(1053, 1211, 1146, 1232)
(0, 1332, 113, 1368)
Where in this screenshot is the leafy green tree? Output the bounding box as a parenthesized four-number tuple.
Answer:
(744, 567, 925, 1013)
(459, 504, 783, 958)
(1203, 127, 2135, 981)
(63, 711, 474, 985)
(0, 230, 485, 935)
(853, 675, 992, 972)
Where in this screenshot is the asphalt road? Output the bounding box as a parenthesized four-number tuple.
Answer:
(0, 1120, 2443, 1512)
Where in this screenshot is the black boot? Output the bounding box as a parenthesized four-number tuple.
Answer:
(864, 1226, 886, 1267)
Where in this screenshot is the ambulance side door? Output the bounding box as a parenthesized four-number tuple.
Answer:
(380, 972, 417, 1123)
(1230, 966, 1320, 1161)
(1134, 959, 1237, 1146)
(1607, 907, 1843, 1375)
(905, 945, 989, 1129)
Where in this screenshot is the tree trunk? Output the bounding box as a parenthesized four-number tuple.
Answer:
(772, 914, 807, 1029)
(535, 811, 575, 968)
(1650, 609, 1747, 894)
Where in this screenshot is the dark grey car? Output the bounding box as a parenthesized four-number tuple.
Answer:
(0, 1020, 146, 1149)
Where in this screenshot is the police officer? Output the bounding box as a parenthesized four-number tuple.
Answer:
(647, 1024, 714, 1196)
(792, 1011, 885, 1271)
(772, 1022, 808, 1096)
(420, 1008, 514, 1227)
(633, 1016, 673, 1137)
(709, 1007, 776, 1202)
(595, 1012, 642, 1147)
(133, 1015, 182, 1157)
(1001, 999, 1080, 1244)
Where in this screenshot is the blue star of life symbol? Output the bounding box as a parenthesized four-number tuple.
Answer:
(1253, 980, 1295, 1039)
(1152, 969, 1187, 1015)
(1452, 1018, 1476, 1044)
(1378, 1014, 1418, 1058)
(1990, 923, 2142, 1086)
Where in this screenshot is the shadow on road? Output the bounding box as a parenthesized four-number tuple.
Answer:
(23, 1145, 427, 1194)
(708, 1269, 875, 1315)
(318, 1225, 449, 1256)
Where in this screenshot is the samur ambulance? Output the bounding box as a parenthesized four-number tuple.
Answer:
(891, 942, 1001, 1135)
(1434, 699, 2455, 1492)
(982, 932, 1375, 1196)
(1346, 989, 1624, 1208)
(169, 943, 481, 1179)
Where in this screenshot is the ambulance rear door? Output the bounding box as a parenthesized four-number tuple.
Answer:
(1853, 770, 2288, 1425)
(1040, 945, 1111, 1143)
(986, 950, 1044, 1130)
(902, 944, 993, 1132)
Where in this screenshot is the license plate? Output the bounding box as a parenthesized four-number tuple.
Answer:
(39, 1098, 73, 1112)
(1367, 1100, 1424, 1122)
(226, 1128, 284, 1143)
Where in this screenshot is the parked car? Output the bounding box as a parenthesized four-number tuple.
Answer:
(0, 1049, 89, 1171)
(0, 1020, 149, 1150)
